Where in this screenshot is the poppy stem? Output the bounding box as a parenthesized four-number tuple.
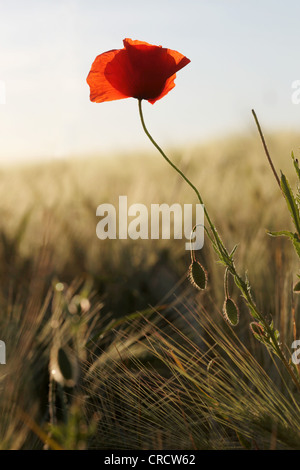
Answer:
(138, 99, 232, 263)
(137, 99, 215, 236)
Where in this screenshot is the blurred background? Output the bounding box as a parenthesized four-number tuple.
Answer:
(1, 0, 300, 450)
(0, 0, 300, 163)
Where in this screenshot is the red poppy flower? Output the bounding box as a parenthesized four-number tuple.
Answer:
(87, 38, 190, 104)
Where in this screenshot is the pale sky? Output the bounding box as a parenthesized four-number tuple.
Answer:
(0, 0, 300, 164)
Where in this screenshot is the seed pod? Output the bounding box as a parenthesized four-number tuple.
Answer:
(249, 322, 270, 346)
(188, 260, 207, 290)
(293, 281, 300, 292)
(236, 431, 252, 450)
(250, 322, 265, 340)
(50, 345, 78, 388)
(222, 297, 239, 326)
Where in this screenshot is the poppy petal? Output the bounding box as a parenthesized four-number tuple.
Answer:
(165, 48, 191, 74)
(87, 50, 130, 103)
(123, 38, 190, 102)
(87, 39, 190, 104)
(148, 73, 177, 104)
(123, 38, 158, 50)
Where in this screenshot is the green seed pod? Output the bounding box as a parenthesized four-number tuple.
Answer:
(58, 348, 73, 381)
(50, 345, 78, 388)
(188, 260, 207, 290)
(222, 297, 239, 326)
(293, 281, 300, 292)
(236, 431, 252, 450)
(250, 322, 265, 340)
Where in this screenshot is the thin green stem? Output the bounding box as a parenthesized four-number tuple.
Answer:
(138, 100, 213, 231)
(138, 100, 231, 261)
(252, 109, 281, 190)
(224, 268, 229, 298)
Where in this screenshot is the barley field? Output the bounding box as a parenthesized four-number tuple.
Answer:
(1, 130, 300, 450)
